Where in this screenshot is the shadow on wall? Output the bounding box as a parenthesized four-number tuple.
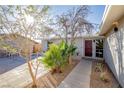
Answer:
(104, 27, 124, 87)
(115, 27, 124, 86)
(104, 38, 118, 77)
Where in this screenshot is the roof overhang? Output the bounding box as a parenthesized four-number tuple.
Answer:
(45, 35, 105, 41)
(99, 5, 124, 36)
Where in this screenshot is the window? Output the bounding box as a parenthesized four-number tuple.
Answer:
(95, 39, 103, 58)
(47, 41, 53, 49)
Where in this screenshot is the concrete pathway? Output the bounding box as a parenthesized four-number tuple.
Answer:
(58, 59, 92, 88)
(0, 56, 48, 87)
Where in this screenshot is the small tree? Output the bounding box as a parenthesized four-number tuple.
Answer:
(41, 43, 65, 74)
(41, 41, 76, 74)
(53, 6, 94, 44)
(52, 6, 94, 64)
(0, 5, 50, 87)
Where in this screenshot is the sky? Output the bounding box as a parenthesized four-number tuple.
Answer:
(0, 5, 105, 41)
(50, 5, 105, 25)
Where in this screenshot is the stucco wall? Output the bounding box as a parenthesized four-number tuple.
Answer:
(42, 37, 103, 59)
(74, 38, 84, 57)
(46, 38, 84, 57)
(104, 17, 124, 87)
(42, 39, 48, 52)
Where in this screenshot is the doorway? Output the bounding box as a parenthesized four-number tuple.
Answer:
(85, 40, 92, 57)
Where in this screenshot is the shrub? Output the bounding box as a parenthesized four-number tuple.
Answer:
(100, 72, 110, 83)
(41, 41, 77, 74)
(59, 41, 77, 57)
(95, 62, 104, 72)
(41, 43, 67, 74)
(58, 41, 77, 64)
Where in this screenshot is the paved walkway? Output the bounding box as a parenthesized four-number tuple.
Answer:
(58, 59, 92, 88)
(0, 56, 48, 87)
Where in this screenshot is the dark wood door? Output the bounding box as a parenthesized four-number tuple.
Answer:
(85, 40, 92, 57)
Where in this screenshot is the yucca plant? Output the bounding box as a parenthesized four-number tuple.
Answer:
(59, 41, 77, 64)
(59, 41, 77, 57)
(64, 43, 77, 64)
(58, 41, 69, 59)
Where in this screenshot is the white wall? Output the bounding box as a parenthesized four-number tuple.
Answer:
(42, 39, 48, 52)
(104, 17, 124, 87)
(50, 39, 61, 45)
(47, 38, 84, 57)
(74, 38, 84, 57)
(92, 40, 96, 58)
(42, 37, 103, 59)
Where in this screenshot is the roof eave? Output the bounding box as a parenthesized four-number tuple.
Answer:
(99, 5, 124, 36)
(99, 6, 111, 35)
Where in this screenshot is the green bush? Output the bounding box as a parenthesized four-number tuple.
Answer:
(100, 72, 110, 82)
(95, 62, 104, 72)
(59, 41, 77, 57)
(40, 41, 77, 73)
(41, 43, 67, 71)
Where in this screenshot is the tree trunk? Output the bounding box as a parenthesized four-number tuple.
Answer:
(69, 54, 72, 64)
(27, 58, 37, 88)
(65, 27, 68, 44)
(34, 52, 40, 80)
(56, 66, 62, 73)
(51, 66, 62, 74)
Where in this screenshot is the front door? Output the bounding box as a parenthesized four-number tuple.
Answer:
(85, 40, 92, 57)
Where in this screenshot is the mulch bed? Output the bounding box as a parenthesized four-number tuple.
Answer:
(90, 60, 120, 88)
(25, 59, 79, 88)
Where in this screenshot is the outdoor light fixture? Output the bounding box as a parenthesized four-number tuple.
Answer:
(112, 21, 119, 32)
(114, 26, 118, 32)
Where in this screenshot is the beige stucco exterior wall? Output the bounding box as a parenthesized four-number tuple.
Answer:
(103, 16, 124, 87)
